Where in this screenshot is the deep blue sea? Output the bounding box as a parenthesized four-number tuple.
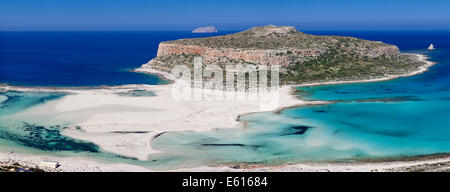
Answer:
(0, 30, 449, 169)
(0, 31, 235, 86)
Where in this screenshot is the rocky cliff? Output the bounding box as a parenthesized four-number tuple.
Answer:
(139, 25, 424, 84)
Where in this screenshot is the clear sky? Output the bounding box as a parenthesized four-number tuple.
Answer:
(1, 0, 449, 31)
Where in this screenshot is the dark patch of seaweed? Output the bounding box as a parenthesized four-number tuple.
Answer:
(281, 125, 313, 136)
(0, 122, 99, 152)
(354, 96, 423, 103)
(200, 143, 262, 150)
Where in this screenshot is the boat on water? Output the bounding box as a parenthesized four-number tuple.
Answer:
(428, 44, 435, 50)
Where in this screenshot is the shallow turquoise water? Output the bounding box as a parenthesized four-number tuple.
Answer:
(0, 90, 160, 168)
(0, 91, 99, 152)
(2, 49, 449, 169)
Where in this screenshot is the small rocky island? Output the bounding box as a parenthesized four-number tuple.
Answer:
(140, 25, 425, 84)
(192, 26, 218, 33)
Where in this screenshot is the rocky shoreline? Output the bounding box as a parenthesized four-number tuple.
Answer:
(0, 160, 45, 172)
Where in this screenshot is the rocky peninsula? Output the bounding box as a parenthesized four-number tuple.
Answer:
(139, 25, 426, 85)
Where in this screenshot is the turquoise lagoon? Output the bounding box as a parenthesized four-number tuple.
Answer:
(150, 51, 450, 167)
(1, 31, 450, 169)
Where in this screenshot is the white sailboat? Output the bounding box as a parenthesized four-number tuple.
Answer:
(428, 44, 435, 50)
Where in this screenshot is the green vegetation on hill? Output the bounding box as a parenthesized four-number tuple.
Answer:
(167, 26, 387, 50)
(282, 50, 424, 84)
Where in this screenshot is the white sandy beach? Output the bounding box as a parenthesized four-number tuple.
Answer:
(0, 84, 307, 162)
(1, 53, 446, 172)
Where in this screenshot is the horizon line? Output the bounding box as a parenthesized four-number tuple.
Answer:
(2, 28, 450, 32)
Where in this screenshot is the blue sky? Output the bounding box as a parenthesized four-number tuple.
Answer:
(1, 0, 449, 30)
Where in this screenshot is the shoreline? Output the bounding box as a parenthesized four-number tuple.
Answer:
(1, 52, 446, 172)
(133, 67, 177, 83)
(0, 53, 434, 92)
(177, 153, 450, 172)
(2, 149, 449, 172)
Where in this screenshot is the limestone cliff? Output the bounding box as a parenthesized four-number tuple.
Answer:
(192, 26, 218, 33)
(139, 25, 424, 84)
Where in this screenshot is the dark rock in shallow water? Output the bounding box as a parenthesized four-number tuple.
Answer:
(292, 125, 311, 130)
(281, 125, 312, 136)
(111, 131, 149, 134)
(201, 143, 261, 150)
(355, 96, 423, 103)
(202, 143, 246, 147)
(335, 91, 351, 94)
(112, 154, 138, 161)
